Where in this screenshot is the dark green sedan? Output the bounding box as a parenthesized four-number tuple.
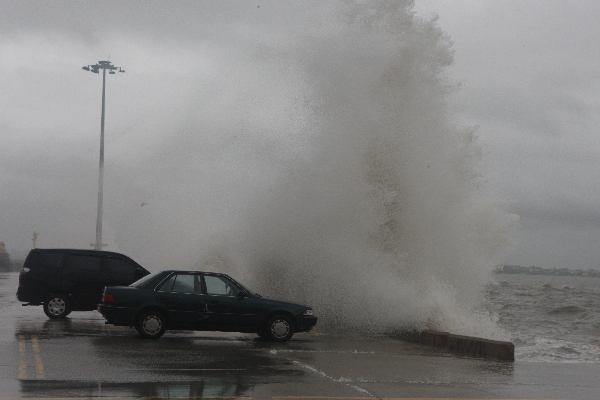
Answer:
(98, 270, 317, 341)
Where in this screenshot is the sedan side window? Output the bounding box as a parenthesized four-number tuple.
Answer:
(157, 274, 200, 294)
(204, 275, 239, 296)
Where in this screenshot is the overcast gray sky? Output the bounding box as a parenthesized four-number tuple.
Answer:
(2, 0, 600, 273)
(415, 0, 600, 271)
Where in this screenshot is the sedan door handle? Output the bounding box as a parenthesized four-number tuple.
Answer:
(210, 300, 219, 304)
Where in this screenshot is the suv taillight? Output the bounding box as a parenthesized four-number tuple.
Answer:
(102, 294, 114, 303)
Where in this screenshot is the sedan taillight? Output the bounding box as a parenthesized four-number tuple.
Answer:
(102, 294, 115, 303)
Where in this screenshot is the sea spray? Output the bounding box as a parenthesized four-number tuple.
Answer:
(194, 0, 517, 339)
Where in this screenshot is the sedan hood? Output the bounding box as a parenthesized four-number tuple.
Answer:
(256, 295, 310, 309)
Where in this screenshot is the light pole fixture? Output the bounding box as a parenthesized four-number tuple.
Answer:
(82, 61, 125, 250)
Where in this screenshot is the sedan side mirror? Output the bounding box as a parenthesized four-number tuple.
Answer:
(237, 290, 248, 298)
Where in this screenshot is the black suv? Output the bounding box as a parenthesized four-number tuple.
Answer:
(17, 248, 149, 319)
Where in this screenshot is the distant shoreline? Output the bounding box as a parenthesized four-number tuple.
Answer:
(495, 265, 600, 277)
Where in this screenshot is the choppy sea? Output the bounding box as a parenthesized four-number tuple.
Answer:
(486, 273, 600, 363)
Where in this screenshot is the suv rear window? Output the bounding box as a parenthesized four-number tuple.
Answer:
(106, 258, 136, 283)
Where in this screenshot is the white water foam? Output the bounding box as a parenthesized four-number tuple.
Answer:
(191, 0, 517, 339)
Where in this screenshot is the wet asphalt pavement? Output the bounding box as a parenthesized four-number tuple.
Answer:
(1, 272, 599, 400)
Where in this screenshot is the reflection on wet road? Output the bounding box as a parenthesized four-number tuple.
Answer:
(1, 272, 597, 399)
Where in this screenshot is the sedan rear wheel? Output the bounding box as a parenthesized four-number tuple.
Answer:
(136, 311, 167, 339)
(43, 295, 70, 319)
(264, 315, 295, 342)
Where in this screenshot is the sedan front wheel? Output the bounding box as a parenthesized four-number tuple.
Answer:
(264, 315, 295, 342)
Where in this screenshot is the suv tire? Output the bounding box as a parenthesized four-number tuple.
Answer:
(136, 311, 167, 339)
(43, 295, 70, 319)
(264, 314, 295, 342)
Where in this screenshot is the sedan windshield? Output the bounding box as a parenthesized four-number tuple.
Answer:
(235, 279, 260, 297)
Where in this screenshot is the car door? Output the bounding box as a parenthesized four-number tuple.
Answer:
(155, 273, 206, 327)
(202, 274, 257, 330)
(63, 254, 106, 309)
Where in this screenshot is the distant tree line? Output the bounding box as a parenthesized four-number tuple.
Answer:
(495, 265, 600, 277)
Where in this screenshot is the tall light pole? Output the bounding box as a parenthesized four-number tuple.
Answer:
(82, 61, 125, 250)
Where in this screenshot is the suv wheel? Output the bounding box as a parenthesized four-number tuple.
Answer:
(136, 311, 167, 339)
(264, 315, 295, 342)
(43, 295, 70, 319)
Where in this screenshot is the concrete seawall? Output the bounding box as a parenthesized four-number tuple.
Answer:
(402, 330, 515, 361)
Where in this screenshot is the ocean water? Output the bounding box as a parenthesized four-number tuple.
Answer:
(486, 274, 600, 363)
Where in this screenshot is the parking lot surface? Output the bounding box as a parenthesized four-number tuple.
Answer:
(1, 272, 599, 399)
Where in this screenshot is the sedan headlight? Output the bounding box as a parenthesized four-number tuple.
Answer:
(302, 309, 313, 316)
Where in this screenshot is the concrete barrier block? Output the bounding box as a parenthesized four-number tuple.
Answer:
(399, 330, 515, 361)
(421, 330, 449, 347)
(446, 333, 514, 361)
